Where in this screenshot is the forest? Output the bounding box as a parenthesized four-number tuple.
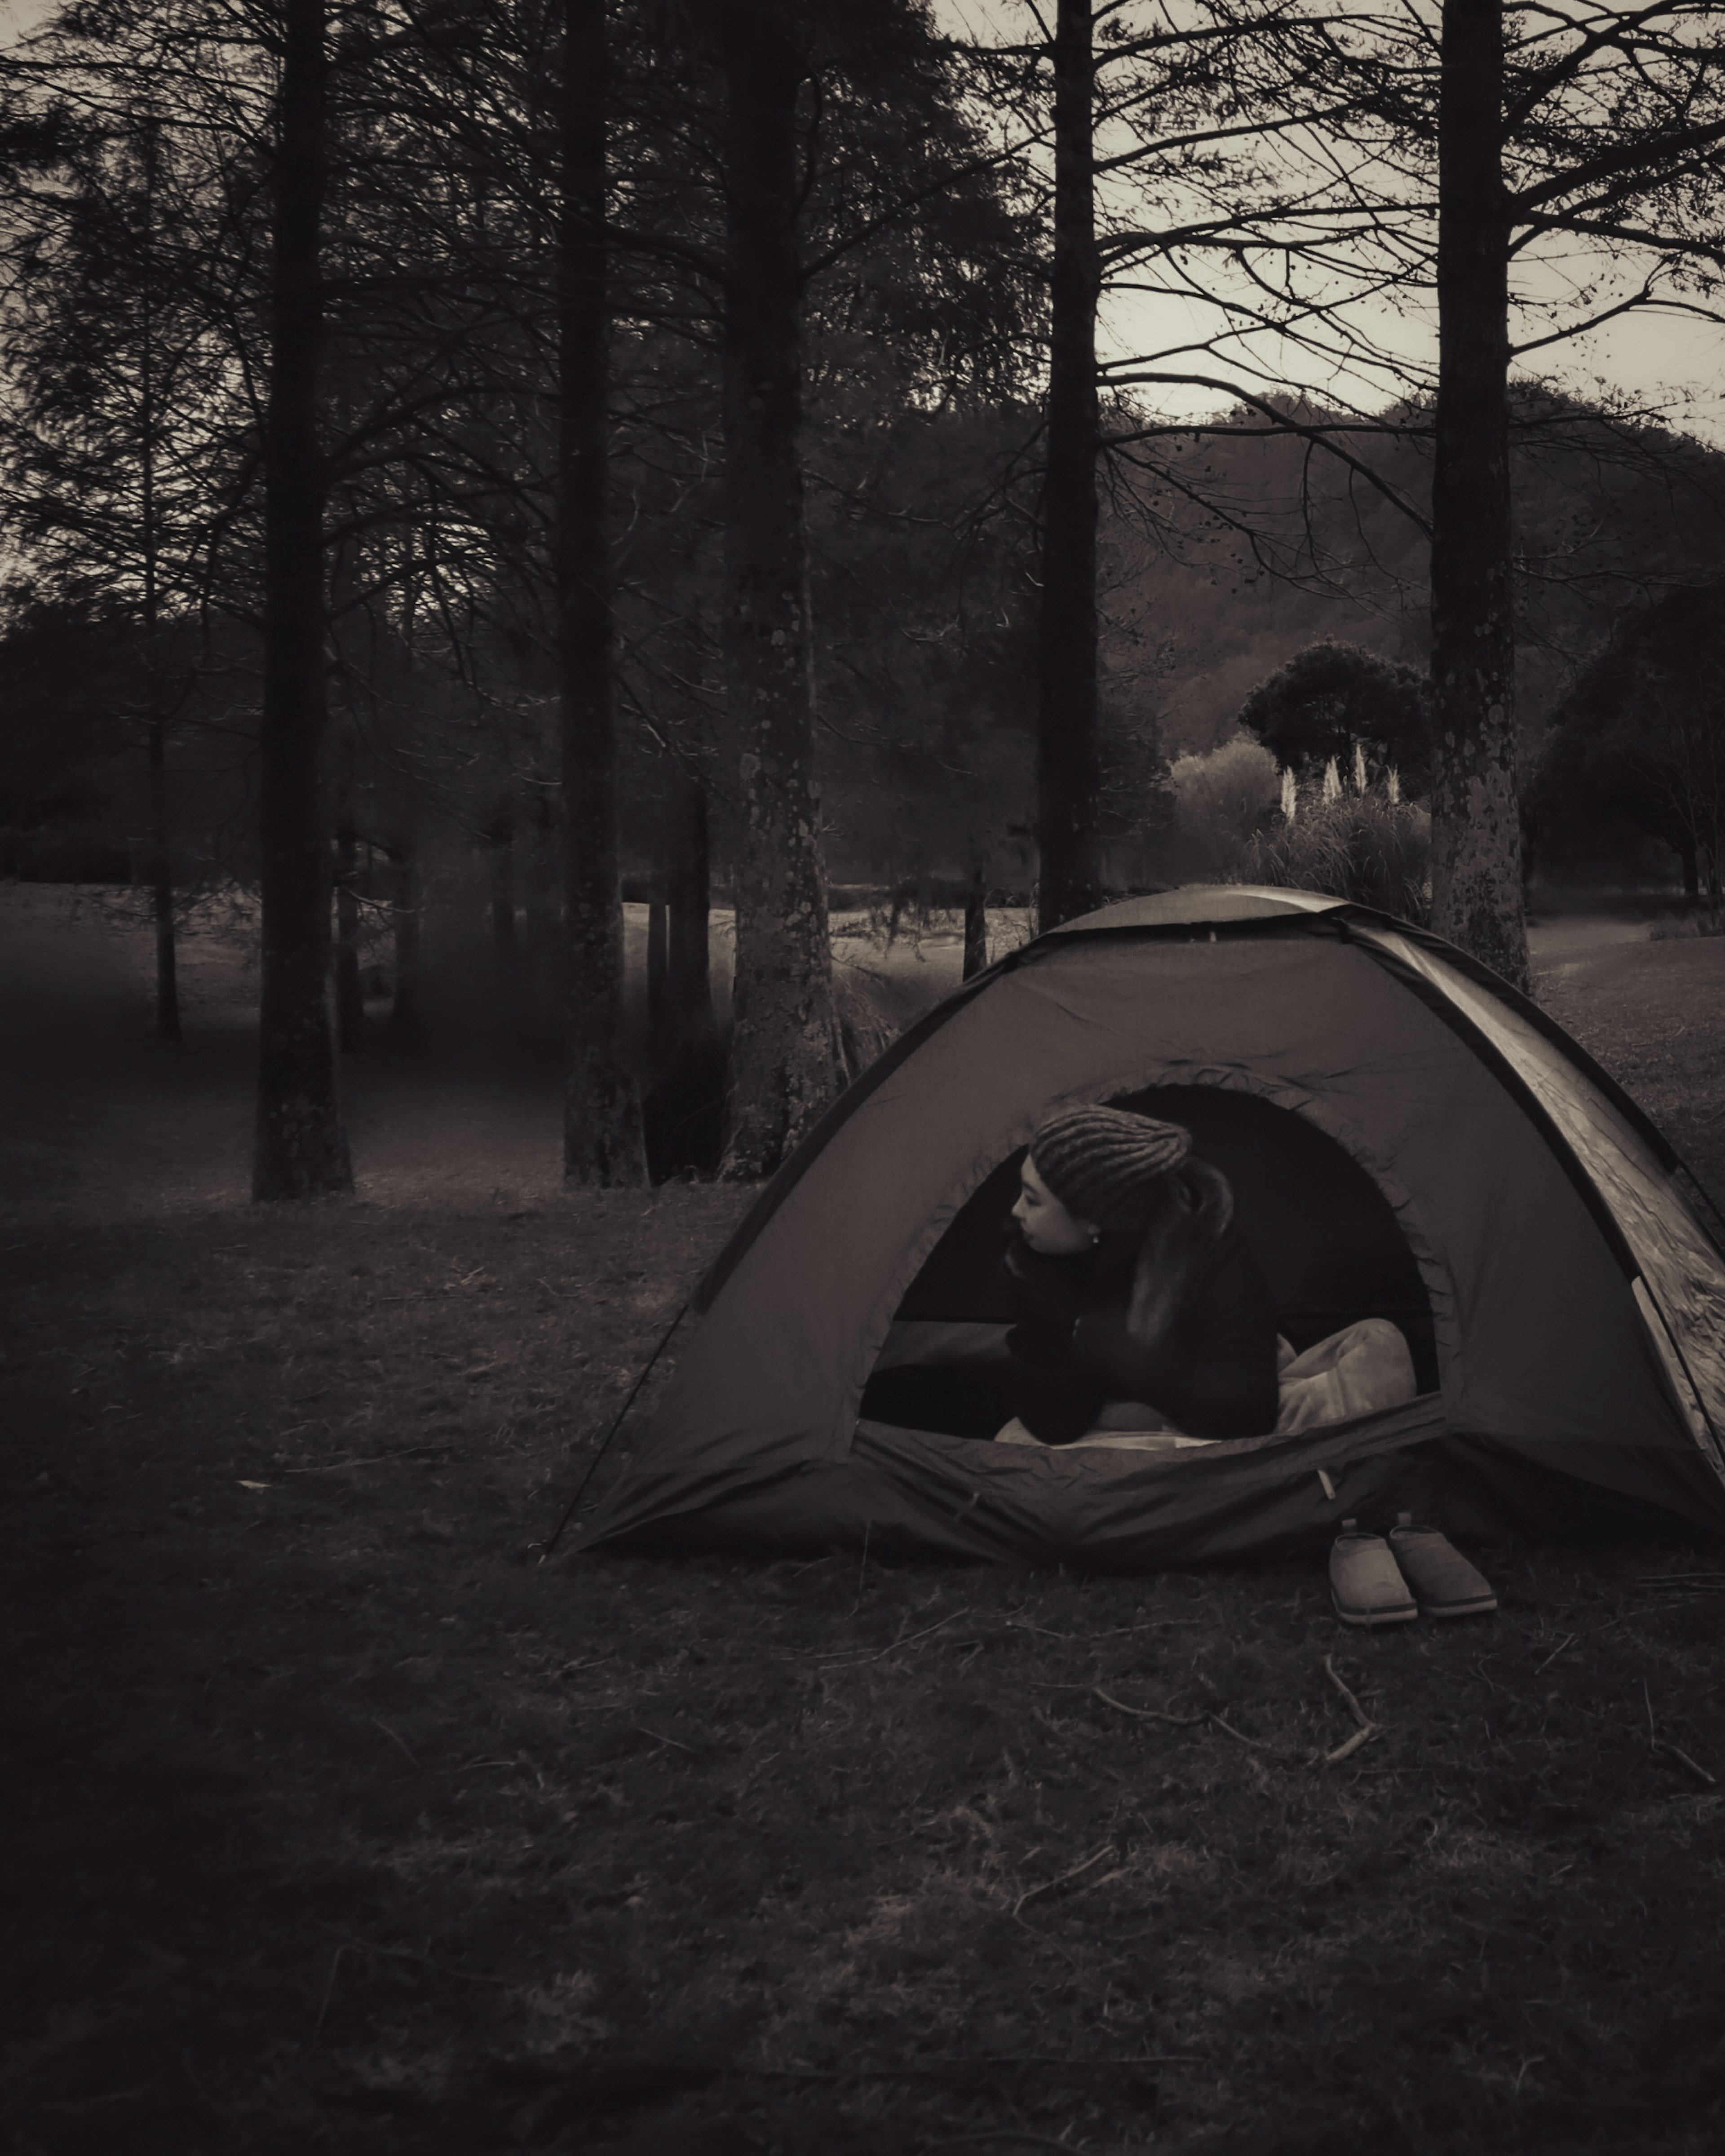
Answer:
(3, 0, 1725, 1192)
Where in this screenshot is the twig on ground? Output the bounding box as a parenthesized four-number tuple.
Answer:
(283, 1446, 450, 1474)
(336, 1935, 511, 1985)
(852, 1520, 871, 1617)
(313, 1945, 345, 2035)
(737, 1749, 781, 1800)
(372, 1717, 419, 1767)
(637, 1726, 694, 1753)
(1093, 1685, 1288, 1755)
(727, 2054, 1196, 2082)
(1533, 1634, 1575, 1677)
(933, 2136, 1097, 2152)
(1013, 1842, 1117, 1917)
(817, 1607, 971, 1665)
(1653, 1739, 1718, 1788)
(1091, 1686, 1205, 1727)
(1206, 1710, 1287, 1755)
(1322, 1654, 1371, 1729)
(1639, 1682, 1716, 1783)
(1008, 1906, 1085, 1972)
(1323, 1725, 1377, 1766)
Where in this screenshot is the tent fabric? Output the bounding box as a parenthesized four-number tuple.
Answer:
(577, 889, 1725, 1564)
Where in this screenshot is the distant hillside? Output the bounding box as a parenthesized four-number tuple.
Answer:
(1101, 391, 1725, 759)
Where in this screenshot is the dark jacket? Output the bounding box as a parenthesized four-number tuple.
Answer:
(1002, 1218, 1279, 1444)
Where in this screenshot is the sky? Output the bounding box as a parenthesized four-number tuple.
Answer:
(938, 0, 1725, 444)
(4, 0, 1720, 441)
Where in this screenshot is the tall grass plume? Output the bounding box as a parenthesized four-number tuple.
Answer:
(1234, 780, 1431, 922)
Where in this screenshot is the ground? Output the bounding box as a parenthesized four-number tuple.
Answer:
(4, 888, 1725, 2156)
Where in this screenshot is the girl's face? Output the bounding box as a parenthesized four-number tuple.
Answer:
(1012, 1154, 1099, 1257)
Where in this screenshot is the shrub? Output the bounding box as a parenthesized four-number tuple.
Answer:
(1649, 910, 1725, 941)
(1167, 736, 1281, 879)
(1233, 786, 1432, 922)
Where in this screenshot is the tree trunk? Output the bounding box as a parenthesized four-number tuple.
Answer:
(1678, 832, 1699, 904)
(645, 895, 667, 1030)
(962, 866, 989, 979)
(716, 1, 839, 1179)
(389, 836, 423, 1036)
(489, 802, 518, 967)
(1035, 0, 1103, 932)
(664, 759, 712, 1044)
(334, 818, 364, 1053)
(137, 122, 180, 1047)
(147, 713, 181, 1041)
(253, 0, 349, 1197)
(557, 0, 645, 1184)
(522, 784, 559, 963)
(1428, 0, 1528, 990)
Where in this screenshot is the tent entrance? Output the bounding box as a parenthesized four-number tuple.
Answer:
(870, 1085, 1437, 1434)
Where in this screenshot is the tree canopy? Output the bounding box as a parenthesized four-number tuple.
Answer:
(1237, 640, 1432, 796)
(1535, 577, 1725, 903)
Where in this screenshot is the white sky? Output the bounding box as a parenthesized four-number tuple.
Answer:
(5, 0, 1720, 440)
(0, 0, 51, 36)
(940, 0, 1725, 444)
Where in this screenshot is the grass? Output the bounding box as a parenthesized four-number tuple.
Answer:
(1649, 910, 1725, 941)
(4, 896, 1725, 2153)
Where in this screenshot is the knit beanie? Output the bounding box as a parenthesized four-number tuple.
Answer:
(1028, 1106, 1193, 1233)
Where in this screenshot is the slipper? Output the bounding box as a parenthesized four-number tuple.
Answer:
(1329, 1518, 1417, 1628)
(1388, 1513, 1498, 1618)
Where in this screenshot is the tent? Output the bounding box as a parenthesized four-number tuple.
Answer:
(576, 888, 1725, 1567)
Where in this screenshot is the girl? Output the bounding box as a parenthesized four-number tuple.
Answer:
(1000, 1105, 1279, 1443)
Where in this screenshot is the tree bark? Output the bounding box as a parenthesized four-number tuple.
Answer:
(1428, 0, 1529, 989)
(253, 0, 350, 1197)
(1035, 0, 1103, 932)
(558, 0, 645, 1184)
(663, 758, 712, 1043)
(646, 895, 668, 1041)
(716, 1, 839, 1178)
(489, 800, 518, 967)
(147, 714, 181, 1042)
(137, 120, 180, 1046)
(334, 816, 364, 1053)
(522, 783, 559, 960)
(389, 835, 423, 1036)
(962, 865, 989, 979)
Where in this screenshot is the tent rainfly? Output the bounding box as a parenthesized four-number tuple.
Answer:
(575, 888, 1725, 1568)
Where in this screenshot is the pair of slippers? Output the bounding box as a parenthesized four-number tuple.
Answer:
(1331, 1513, 1497, 1626)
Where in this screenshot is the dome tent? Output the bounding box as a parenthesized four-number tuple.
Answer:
(575, 888, 1725, 1567)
